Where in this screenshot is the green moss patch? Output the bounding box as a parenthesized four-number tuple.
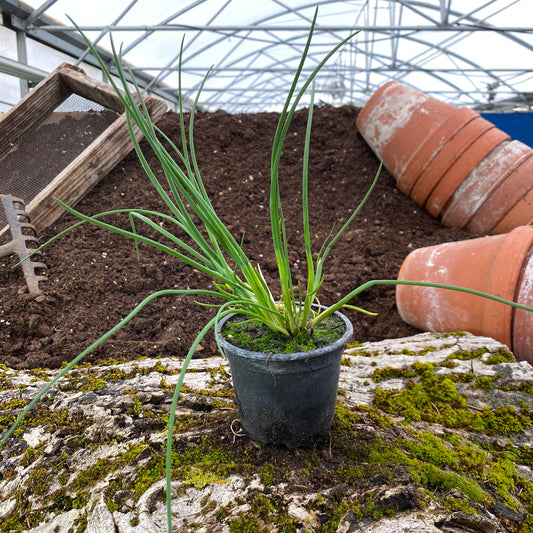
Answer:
(373, 367, 532, 435)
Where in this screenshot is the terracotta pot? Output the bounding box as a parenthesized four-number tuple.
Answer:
(492, 185, 533, 234)
(358, 81, 533, 232)
(395, 106, 479, 195)
(410, 118, 510, 215)
(424, 126, 510, 218)
(514, 250, 533, 360)
(442, 140, 533, 231)
(396, 225, 533, 363)
(355, 80, 458, 189)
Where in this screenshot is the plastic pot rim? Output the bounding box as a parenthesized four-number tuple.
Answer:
(216, 307, 353, 363)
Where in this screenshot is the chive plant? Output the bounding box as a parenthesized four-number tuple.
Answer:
(2, 8, 533, 532)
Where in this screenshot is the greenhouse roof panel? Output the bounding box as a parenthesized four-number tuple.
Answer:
(0, 0, 532, 112)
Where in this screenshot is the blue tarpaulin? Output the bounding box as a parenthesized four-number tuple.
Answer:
(481, 112, 533, 148)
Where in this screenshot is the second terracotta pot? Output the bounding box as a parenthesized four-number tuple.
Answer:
(441, 140, 533, 231)
(395, 225, 533, 363)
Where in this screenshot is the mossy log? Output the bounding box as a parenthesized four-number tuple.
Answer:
(1, 332, 532, 532)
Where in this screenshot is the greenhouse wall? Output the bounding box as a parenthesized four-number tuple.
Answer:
(0, 25, 19, 111)
(0, 24, 105, 112)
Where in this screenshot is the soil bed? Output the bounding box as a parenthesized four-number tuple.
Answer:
(0, 105, 475, 369)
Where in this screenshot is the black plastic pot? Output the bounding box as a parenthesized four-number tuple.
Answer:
(216, 309, 353, 447)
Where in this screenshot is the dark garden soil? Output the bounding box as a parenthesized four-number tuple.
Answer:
(0, 105, 476, 370)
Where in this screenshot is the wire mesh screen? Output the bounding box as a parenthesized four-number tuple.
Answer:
(0, 98, 119, 231)
(55, 93, 108, 112)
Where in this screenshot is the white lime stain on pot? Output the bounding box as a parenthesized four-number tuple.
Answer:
(361, 83, 427, 156)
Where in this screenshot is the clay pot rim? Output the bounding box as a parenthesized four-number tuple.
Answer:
(493, 188, 533, 234)
(409, 117, 494, 206)
(484, 226, 533, 348)
(442, 140, 532, 230)
(425, 126, 510, 218)
(396, 107, 479, 195)
(471, 153, 533, 234)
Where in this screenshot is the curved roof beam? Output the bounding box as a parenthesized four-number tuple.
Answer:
(142, 0, 234, 94)
(74, 0, 139, 67)
(117, 0, 210, 56)
(198, 41, 467, 111)
(401, 0, 533, 52)
(394, 0, 532, 103)
(187, 29, 464, 93)
(169, 0, 531, 109)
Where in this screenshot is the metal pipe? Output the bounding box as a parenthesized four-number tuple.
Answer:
(0, 54, 48, 83)
(29, 24, 533, 33)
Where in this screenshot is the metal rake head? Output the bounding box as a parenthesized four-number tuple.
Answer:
(0, 194, 48, 297)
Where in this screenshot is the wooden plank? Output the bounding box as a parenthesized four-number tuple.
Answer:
(0, 62, 168, 239)
(58, 64, 126, 114)
(0, 70, 70, 160)
(25, 97, 168, 231)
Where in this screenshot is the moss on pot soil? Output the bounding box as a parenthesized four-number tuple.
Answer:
(222, 312, 346, 353)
